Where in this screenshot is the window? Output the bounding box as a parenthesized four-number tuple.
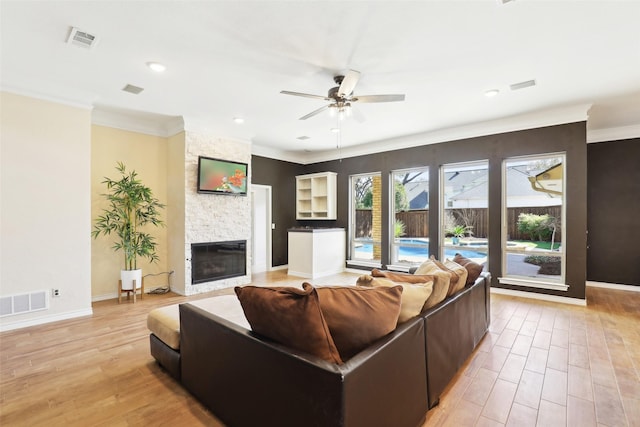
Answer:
(389, 167, 429, 267)
(501, 154, 566, 290)
(441, 161, 489, 267)
(349, 173, 382, 266)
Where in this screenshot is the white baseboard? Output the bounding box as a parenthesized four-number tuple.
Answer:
(269, 264, 288, 271)
(586, 281, 640, 292)
(0, 308, 94, 332)
(490, 287, 587, 306)
(91, 286, 167, 302)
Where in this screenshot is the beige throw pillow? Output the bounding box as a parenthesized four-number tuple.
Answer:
(356, 275, 433, 323)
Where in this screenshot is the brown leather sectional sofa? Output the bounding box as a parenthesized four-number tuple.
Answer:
(149, 272, 491, 426)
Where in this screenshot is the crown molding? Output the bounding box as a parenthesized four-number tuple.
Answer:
(92, 108, 182, 137)
(587, 124, 640, 143)
(300, 103, 592, 164)
(251, 144, 308, 164)
(1, 86, 93, 110)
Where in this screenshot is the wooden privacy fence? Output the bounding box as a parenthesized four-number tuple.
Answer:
(355, 206, 562, 242)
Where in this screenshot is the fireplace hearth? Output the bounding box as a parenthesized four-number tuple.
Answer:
(191, 240, 246, 284)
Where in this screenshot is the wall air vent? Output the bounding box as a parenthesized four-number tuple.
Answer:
(67, 27, 99, 49)
(297, 136, 311, 141)
(0, 291, 48, 317)
(510, 79, 536, 91)
(122, 84, 144, 95)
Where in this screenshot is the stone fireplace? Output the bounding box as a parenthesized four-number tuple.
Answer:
(166, 127, 252, 295)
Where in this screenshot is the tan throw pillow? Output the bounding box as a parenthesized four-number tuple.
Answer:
(421, 270, 451, 309)
(315, 285, 402, 360)
(371, 268, 436, 284)
(413, 258, 442, 276)
(234, 283, 342, 364)
(443, 260, 468, 296)
(453, 253, 483, 286)
(357, 275, 433, 323)
(428, 256, 464, 296)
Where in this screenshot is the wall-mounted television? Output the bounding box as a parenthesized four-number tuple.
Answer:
(197, 156, 248, 195)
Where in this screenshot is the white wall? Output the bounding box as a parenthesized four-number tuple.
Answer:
(0, 92, 93, 331)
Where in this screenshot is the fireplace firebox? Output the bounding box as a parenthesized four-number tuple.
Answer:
(191, 240, 246, 284)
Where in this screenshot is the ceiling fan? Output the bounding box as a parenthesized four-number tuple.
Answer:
(280, 69, 405, 120)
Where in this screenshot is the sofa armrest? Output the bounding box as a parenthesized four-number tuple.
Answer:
(179, 303, 427, 427)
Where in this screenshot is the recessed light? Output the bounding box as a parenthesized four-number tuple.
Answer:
(330, 128, 340, 133)
(233, 117, 244, 124)
(484, 89, 500, 97)
(146, 62, 166, 73)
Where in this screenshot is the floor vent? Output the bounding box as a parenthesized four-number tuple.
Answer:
(0, 291, 48, 317)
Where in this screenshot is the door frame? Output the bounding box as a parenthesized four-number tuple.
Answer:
(251, 184, 273, 273)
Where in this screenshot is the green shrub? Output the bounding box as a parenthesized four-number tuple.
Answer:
(517, 213, 555, 241)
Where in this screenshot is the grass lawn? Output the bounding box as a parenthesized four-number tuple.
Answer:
(511, 240, 560, 250)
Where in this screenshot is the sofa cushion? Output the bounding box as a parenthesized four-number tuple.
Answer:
(315, 285, 403, 360)
(356, 275, 433, 323)
(234, 283, 343, 364)
(147, 295, 249, 350)
(453, 253, 484, 285)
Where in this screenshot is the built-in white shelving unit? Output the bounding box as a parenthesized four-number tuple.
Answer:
(296, 172, 337, 220)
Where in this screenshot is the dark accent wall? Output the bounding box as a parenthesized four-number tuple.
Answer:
(587, 138, 640, 286)
(251, 155, 305, 266)
(253, 122, 588, 299)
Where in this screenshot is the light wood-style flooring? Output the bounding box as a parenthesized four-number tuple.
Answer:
(1, 271, 638, 426)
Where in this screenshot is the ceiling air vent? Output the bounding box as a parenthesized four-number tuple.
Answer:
(122, 84, 144, 95)
(510, 79, 536, 91)
(297, 136, 310, 141)
(67, 27, 99, 49)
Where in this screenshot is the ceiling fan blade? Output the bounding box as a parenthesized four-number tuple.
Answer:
(280, 90, 329, 101)
(353, 94, 405, 103)
(338, 69, 361, 97)
(299, 105, 329, 120)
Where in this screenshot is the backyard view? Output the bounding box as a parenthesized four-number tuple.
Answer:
(351, 154, 564, 284)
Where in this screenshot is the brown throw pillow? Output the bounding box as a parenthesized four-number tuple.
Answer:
(315, 285, 402, 360)
(234, 283, 342, 364)
(356, 275, 433, 323)
(453, 253, 483, 285)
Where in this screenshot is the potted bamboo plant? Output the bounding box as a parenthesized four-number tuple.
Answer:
(92, 162, 165, 292)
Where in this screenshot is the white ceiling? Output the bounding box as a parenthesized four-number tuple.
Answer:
(2, 0, 639, 163)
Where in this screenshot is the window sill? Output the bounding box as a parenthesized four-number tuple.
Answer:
(346, 260, 382, 270)
(498, 276, 569, 292)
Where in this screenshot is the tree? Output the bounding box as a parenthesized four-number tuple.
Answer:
(394, 181, 409, 211)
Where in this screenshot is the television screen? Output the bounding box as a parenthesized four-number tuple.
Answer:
(197, 156, 248, 195)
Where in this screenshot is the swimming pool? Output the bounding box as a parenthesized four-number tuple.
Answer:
(356, 238, 487, 259)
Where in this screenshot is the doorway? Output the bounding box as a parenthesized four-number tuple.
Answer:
(251, 184, 272, 273)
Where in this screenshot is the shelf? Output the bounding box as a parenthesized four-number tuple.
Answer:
(295, 172, 337, 220)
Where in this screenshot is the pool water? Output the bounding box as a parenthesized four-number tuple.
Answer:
(356, 239, 486, 259)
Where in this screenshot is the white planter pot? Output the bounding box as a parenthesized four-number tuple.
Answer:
(121, 269, 142, 291)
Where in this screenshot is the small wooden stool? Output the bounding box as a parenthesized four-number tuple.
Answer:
(118, 277, 145, 303)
